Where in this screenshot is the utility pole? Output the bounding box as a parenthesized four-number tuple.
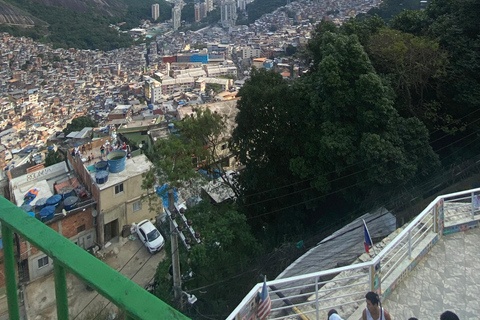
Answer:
(169, 189, 183, 309)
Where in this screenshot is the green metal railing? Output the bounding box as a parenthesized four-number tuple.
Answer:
(0, 197, 190, 320)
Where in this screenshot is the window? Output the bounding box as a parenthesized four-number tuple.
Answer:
(38, 256, 49, 269)
(115, 183, 124, 194)
(133, 200, 142, 212)
(77, 224, 86, 233)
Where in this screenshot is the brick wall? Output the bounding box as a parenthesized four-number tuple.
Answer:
(0, 205, 95, 290)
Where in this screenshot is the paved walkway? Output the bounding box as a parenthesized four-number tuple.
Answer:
(383, 227, 480, 320)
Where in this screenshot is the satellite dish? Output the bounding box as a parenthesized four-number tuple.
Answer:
(92, 209, 98, 217)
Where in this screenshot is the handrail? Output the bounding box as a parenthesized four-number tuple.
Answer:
(228, 187, 480, 320)
(0, 197, 190, 320)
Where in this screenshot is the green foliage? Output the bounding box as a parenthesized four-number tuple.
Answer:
(45, 150, 63, 167)
(143, 108, 235, 193)
(285, 44, 297, 56)
(366, 0, 420, 21)
(0, 25, 46, 41)
(145, 134, 198, 188)
(181, 201, 260, 317)
(1, 0, 172, 50)
(206, 83, 223, 94)
(297, 32, 438, 192)
(365, 28, 448, 129)
(233, 33, 439, 238)
(245, 0, 288, 24)
(63, 116, 97, 136)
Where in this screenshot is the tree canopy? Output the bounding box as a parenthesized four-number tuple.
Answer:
(45, 150, 63, 167)
(63, 116, 97, 136)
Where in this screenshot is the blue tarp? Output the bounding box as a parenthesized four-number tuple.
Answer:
(155, 184, 178, 209)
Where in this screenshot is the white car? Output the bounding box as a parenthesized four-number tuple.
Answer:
(136, 220, 165, 254)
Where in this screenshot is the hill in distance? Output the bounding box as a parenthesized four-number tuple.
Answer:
(0, 0, 172, 50)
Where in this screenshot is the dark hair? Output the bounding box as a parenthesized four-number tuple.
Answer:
(440, 311, 459, 320)
(408, 318, 419, 320)
(328, 309, 338, 319)
(365, 291, 380, 306)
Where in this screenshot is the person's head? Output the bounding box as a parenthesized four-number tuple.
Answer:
(327, 310, 343, 320)
(440, 311, 459, 320)
(327, 309, 338, 320)
(408, 318, 418, 320)
(365, 291, 380, 313)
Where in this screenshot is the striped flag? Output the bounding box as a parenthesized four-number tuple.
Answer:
(257, 277, 271, 320)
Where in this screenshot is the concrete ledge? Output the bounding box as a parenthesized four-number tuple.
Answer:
(444, 217, 479, 235)
(380, 232, 438, 300)
(347, 304, 364, 320)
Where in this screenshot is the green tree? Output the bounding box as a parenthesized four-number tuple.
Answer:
(285, 44, 297, 56)
(365, 28, 448, 130)
(63, 116, 97, 136)
(232, 68, 309, 238)
(293, 32, 439, 200)
(144, 108, 239, 195)
(205, 83, 223, 95)
(45, 150, 63, 167)
(182, 201, 260, 316)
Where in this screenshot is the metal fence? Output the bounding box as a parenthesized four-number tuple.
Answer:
(228, 187, 480, 320)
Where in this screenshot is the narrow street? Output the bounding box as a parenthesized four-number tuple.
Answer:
(22, 237, 165, 320)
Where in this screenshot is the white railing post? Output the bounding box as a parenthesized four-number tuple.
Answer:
(369, 264, 375, 292)
(315, 277, 319, 320)
(433, 204, 438, 233)
(471, 192, 475, 219)
(408, 230, 412, 259)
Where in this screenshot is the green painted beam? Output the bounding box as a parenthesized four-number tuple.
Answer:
(0, 197, 189, 320)
(1, 224, 19, 320)
(54, 263, 69, 320)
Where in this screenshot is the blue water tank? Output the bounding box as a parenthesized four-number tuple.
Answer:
(63, 196, 78, 211)
(46, 195, 62, 207)
(35, 198, 48, 210)
(20, 204, 32, 212)
(59, 186, 75, 199)
(95, 170, 109, 184)
(94, 161, 109, 171)
(39, 206, 55, 222)
(107, 150, 127, 173)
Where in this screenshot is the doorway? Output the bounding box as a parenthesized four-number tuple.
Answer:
(104, 219, 119, 242)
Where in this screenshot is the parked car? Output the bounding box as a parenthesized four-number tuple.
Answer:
(136, 220, 165, 254)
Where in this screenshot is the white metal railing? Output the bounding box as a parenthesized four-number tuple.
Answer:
(227, 187, 480, 320)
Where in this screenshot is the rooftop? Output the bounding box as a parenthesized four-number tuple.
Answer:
(90, 154, 151, 191)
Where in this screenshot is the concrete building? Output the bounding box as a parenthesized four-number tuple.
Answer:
(237, 46, 262, 59)
(108, 105, 132, 121)
(68, 138, 156, 248)
(172, 5, 182, 31)
(7, 161, 97, 283)
(194, 2, 207, 22)
(144, 77, 162, 103)
(221, 0, 237, 28)
(152, 3, 160, 21)
(205, 0, 214, 12)
(237, 0, 246, 11)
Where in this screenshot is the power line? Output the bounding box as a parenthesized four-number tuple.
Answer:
(235, 107, 480, 201)
(92, 254, 155, 320)
(184, 153, 480, 296)
(72, 243, 146, 320)
(245, 131, 480, 221)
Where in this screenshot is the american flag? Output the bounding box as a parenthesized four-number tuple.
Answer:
(257, 277, 271, 320)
